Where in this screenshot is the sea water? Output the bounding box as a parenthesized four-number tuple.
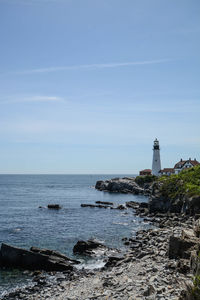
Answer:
(0, 174, 149, 296)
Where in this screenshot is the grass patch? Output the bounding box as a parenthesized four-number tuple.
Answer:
(158, 165, 200, 200)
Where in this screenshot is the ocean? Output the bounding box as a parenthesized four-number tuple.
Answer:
(0, 174, 149, 296)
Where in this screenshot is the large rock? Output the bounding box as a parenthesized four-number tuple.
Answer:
(188, 196, 200, 215)
(95, 178, 144, 194)
(95, 201, 113, 205)
(148, 196, 170, 214)
(116, 204, 126, 210)
(30, 246, 79, 264)
(81, 204, 108, 209)
(0, 243, 76, 271)
(168, 233, 200, 259)
(149, 181, 185, 214)
(95, 180, 107, 190)
(47, 204, 61, 209)
(126, 201, 139, 209)
(104, 254, 124, 267)
(73, 239, 105, 255)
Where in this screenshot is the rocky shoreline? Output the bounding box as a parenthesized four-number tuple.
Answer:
(1, 212, 195, 300)
(1, 174, 200, 299)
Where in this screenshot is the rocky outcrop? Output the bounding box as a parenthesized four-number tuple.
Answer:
(149, 188, 200, 216)
(30, 247, 79, 265)
(168, 232, 199, 260)
(116, 204, 126, 210)
(126, 201, 140, 209)
(96, 167, 200, 217)
(104, 254, 124, 268)
(81, 203, 129, 210)
(81, 204, 109, 209)
(148, 181, 186, 214)
(95, 201, 113, 205)
(73, 239, 106, 255)
(0, 243, 77, 271)
(187, 195, 200, 215)
(95, 178, 144, 194)
(47, 204, 61, 209)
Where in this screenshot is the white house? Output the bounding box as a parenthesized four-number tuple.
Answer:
(159, 168, 175, 176)
(174, 158, 199, 174)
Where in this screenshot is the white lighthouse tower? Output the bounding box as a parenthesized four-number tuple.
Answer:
(152, 138, 161, 176)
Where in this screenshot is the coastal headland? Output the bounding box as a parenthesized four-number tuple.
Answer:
(1, 166, 200, 299)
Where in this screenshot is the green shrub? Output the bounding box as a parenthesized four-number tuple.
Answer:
(192, 275, 200, 299)
(135, 175, 157, 186)
(158, 166, 200, 200)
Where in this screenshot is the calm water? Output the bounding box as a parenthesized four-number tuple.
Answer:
(0, 174, 148, 296)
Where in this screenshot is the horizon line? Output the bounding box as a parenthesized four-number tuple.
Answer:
(0, 173, 139, 175)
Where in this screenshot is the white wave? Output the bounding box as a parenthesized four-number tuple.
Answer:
(76, 259, 105, 270)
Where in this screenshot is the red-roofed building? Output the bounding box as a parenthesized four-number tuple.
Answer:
(139, 169, 152, 176)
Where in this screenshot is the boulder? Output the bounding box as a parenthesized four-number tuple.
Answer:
(95, 180, 109, 191)
(139, 202, 148, 208)
(126, 201, 139, 209)
(104, 255, 124, 267)
(116, 205, 126, 210)
(182, 229, 196, 240)
(177, 259, 191, 274)
(47, 204, 61, 209)
(81, 204, 108, 209)
(168, 234, 200, 259)
(0, 243, 75, 271)
(95, 180, 104, 189)
(188, 196, 200, 215)
(95, 201, 113, 206)
(30, 247, 80, 264)
(73, 239, 105, 255)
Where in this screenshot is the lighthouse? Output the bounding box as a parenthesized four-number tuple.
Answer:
(152, 138, 161, 176)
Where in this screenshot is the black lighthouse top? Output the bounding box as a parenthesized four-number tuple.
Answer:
(153, 138, 160, 150)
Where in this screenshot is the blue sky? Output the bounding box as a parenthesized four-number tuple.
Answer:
(0, 0, 200, 174)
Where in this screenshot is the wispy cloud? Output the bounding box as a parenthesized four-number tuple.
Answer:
(0, 95, 64, 104)
(14, 59, 171, 75)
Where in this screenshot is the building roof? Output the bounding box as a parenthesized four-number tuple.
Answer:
(159, 168, 174, 174)
(174, 159, 200, 169)
(140, 169, 152, 172)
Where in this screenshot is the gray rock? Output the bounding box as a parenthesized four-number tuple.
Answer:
(0, 243, 74, 271)
(143, 285, 155, 296)
(73, 239, 106, 255)
(47, 204, 61, 209)
(168, 234, 199, 259)
(95, 178, 144, 194)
